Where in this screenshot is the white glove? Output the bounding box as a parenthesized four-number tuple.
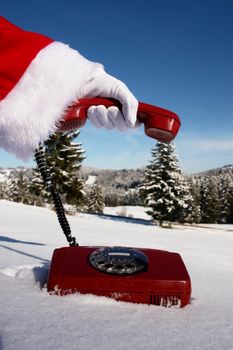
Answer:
(79, 68, 138, 131)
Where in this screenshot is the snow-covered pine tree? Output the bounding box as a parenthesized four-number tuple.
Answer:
(226, 183, 233, 223)
(87, 184, 104, 214)
(7, 171, 31, 204)
(29, 168, 49, 206)
(140, 142, 194, 226)
(45, 130, 84, 188)
(199, 178, 207, 222)
(200, 176, 220, 223)
(187, 177, 201, 223)
(175, 173, 197, 224)
(0, 181, 8, 200)
(218, 173, 233, 223)
(32, 130, 85, 206)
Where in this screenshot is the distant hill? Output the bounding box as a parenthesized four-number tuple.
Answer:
(193, 164, 233, 177)
(2, 163, 233, 182)
(0, 167, 32, 183)
(80, 166, 145, 206)
(80, 166, 145, 187)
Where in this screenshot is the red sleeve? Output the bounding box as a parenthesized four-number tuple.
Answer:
(0, 17, 101, 160)
(0, 17, 53, 100)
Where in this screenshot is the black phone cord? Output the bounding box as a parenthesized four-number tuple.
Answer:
(34, 144, 78, 247)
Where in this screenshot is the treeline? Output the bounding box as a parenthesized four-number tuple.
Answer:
(0, 131, 105, 215)
(140, 142, 233, 225)
(1, 132, 233, 225)
(191, 171, 233, 223)
(80, 167, 144, 206)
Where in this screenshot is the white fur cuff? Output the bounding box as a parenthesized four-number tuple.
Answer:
(0, 42, 102, 160)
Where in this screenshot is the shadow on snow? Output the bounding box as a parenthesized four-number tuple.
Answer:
(0, 235, 45, 246)
(86, 213, 155, 226)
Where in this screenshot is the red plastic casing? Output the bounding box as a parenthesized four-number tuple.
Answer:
(47, 246, 191, 308)
(59, 98, 181, 142)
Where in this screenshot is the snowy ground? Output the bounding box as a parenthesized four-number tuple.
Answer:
(104, 205, 150, 220)
(1, 200, 233, 350)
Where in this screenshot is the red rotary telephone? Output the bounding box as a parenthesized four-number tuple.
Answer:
(43, 98, 191, 308)
(58, 97, 181, 142)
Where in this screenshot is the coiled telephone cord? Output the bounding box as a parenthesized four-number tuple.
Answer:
(34, 144, 78, 247)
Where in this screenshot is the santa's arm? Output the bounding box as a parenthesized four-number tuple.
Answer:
(0, 17, 138, 161)
(0, 16, 103, 160)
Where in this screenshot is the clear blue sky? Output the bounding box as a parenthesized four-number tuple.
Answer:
(1, 0, 233, 174)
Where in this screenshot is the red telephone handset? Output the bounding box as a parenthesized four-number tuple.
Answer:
(59, 98, 181, 142)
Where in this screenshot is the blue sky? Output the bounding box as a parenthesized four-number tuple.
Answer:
(1, 0, 233, 174)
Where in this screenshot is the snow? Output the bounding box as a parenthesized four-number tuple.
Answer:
(85, 175, 96, 185)
(1, 200, 233, 349)
(0, 169, 11, 183)
(104, 205, 150, 219)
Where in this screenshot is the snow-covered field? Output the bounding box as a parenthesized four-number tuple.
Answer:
(1, 200, 233, 350)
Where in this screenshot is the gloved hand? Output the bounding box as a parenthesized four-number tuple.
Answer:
(79, 68, 139, 131)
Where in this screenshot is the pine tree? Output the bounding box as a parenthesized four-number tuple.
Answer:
(87, 184, 104, 214)
(29, 168, 49, 206)
(31, 130, 85, 207)
(200, 178, 207, 222)
(7, 171, 31, 204)
(227, 184, 233, 223)
(0, 181, 8, 200)
(175, 174, 197, 224)
(140, 142, 195, 226)
(218, 174, 233, 223)
(187, 177, 201, 223)
(201, 176, 219, 223)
